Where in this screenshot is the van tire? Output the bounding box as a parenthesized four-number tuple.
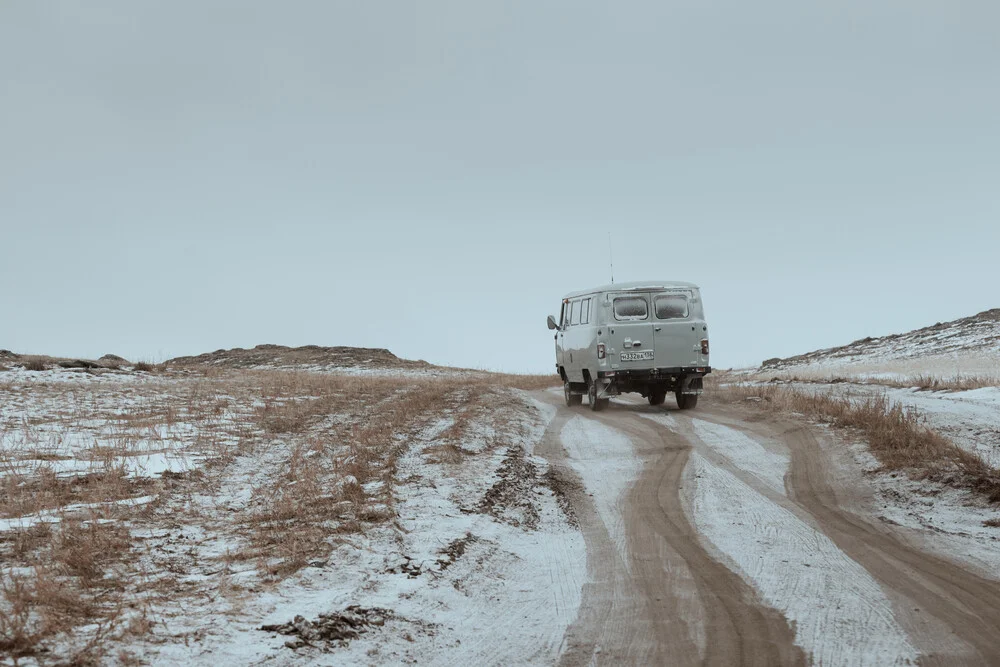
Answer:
(565, 381, 582, 407)
(648, 388, 667, 406)
(676, 392, 699, 410)
(589, 379, 609, 412)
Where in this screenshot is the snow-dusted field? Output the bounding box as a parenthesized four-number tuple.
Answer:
(0, 365, 580, 664)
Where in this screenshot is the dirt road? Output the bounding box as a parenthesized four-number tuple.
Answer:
(533, 391, 1000, 666)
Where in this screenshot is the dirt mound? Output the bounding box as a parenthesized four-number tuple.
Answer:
(165, 344, 433, 372)
(477, 446, 542, 529)
(260, 606, 395, 650)
(763, 308, 1000, 370)
(1, 353, 125, 372)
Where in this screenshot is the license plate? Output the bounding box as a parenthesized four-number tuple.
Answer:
(620, 350, 653, 362)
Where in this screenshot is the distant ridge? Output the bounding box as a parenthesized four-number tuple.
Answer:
(166, 344, 433, 372)
(762, 309, 1000, 371)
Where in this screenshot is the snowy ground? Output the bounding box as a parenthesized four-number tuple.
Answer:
(135, 393, 585, 666)
(0, 366, 581, 664)
(669, 414, 919, 666)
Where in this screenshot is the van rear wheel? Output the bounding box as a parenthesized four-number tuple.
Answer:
(588, 379, 609, 412)
(564, 381, 582, 407)
(648, 388, 667, 406)
(676, 392, 699, 410)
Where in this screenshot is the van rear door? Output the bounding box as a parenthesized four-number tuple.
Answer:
(652, 290, 703, 368)
(607, 293, 655, 371)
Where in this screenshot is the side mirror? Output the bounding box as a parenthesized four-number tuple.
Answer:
(546, 315, 558, 330)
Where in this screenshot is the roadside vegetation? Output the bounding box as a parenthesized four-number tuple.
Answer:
(710, 374, 1000, 504)
(747, 371, 1000, 392)
(0, 365, 557, 662)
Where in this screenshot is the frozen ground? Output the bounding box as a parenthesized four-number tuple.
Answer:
(0, 366, 581, 664)
(135, 391, 585, 666)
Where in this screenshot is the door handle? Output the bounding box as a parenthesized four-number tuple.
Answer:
(632, 340, 642, 348)
(654, 327, 662, 332)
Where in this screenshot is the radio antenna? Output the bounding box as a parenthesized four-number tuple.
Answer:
(608, 232, 615, 284)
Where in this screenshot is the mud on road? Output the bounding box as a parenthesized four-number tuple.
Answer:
(533, 391, 1000, 666)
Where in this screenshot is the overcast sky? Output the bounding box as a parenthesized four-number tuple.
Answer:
(2, 1, 998, 372)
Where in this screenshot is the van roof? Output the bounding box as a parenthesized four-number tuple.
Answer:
(563, 280, 700, 299)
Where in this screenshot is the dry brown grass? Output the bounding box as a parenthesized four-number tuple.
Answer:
(0, 516, 133, 663)
(0, 468, 152, 519)
(717, 380, 1000, 503)
(242, 373, 503, 576)
(22, 358, 47, 372)
(906, 374, 999, 392)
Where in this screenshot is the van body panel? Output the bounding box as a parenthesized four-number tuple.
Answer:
(650, 289, 707, 369)
(606, 291, 656, 373)
(562, 296, 597, 383)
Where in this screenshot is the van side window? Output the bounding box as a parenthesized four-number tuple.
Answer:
(580, 298, 591, 325)
(613, 296, 648, 321)
(570, 300, 581, 326)
(654, 294, 689, 319)
(559, 301, 568, 328)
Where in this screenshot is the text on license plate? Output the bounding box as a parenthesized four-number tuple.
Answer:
(620, 350, 653, 362)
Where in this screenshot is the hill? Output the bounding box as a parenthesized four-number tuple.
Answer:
(762, 309, 1000, 372)
(165, 344, 435, 373)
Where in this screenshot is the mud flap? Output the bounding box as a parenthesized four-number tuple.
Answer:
(680, 376, 704, 395)
(597, 378, 616, 398)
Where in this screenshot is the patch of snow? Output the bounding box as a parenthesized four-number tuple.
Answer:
(684, 451, 920, 666)
(560, 416, 643, 564)
(0, 495, 158, 532)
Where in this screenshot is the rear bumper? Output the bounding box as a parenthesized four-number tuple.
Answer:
(599, 366, 711, 379)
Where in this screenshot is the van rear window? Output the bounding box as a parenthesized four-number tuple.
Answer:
(655, 294, 689, 319)
(613, 297, 648, 320)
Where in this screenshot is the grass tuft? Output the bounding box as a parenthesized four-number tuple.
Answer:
(23, 357, 47, 372)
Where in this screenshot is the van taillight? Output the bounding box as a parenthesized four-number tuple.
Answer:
(701, 339, 710, 355)
(597, 343, 606, 359)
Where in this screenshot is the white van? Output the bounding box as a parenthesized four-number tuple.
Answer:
(547, 281, 710, 411)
